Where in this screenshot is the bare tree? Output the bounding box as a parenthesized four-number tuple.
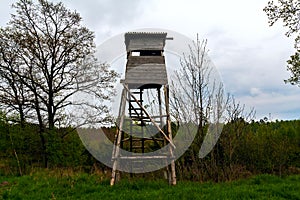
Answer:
(169, 36, 256, 181)
(170, 38, 224, 141)
(0, 30, 30, 127)
(0, 0, 117, 128)
(169, 37, 226, 180)
(0, 0, 118, 167)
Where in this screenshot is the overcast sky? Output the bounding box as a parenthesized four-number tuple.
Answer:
(1, 0, 299, 120)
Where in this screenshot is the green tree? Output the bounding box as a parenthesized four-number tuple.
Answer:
(264, 0, 300, 86)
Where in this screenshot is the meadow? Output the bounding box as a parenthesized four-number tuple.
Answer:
(1, 115, 299, 199)
(0, 171, 299, 200)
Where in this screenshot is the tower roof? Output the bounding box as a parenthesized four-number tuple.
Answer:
(124, 32, 168, 52)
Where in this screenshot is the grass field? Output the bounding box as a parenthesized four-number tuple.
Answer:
(0, 171, 299, 200)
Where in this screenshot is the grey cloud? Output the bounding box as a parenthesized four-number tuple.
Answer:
(59, 0, 144, 27)
(2, 0, 144, 28)
(204, 28, 298, 120)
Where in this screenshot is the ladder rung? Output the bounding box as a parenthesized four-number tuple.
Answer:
(132, 146, 143, 149)
(130, 117, 145, 120)
(129, 100, 143, 102)
(129, 107, 142, 111)
(127, 115, 167, 120)
(121, 138, 130, 142)
(131, 138, 145, 141)
(141, 119, 161, 123)
(131, 91, 142, 94)
(140, 137, 164, 141)
(121, 137, 164, 142)
(129, 111, 142, 114)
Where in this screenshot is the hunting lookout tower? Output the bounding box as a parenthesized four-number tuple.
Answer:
(110, 32, 176, 185)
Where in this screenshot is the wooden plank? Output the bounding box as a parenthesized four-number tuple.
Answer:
(128, 39, 165, 51)
(126, 67, 167, 72)
(125, 80, 168, 85)
(126, 63, 166, 70)
(125, 75, 168, 79)
(125, 65, 167, 77)
(124, 63, 168, 85)
(113, 156, 173, 160)
(126, 69, 167, 75)
(126, 65, 166, 70)
(126, 74, 167, 80)
(126, 71, 167, 76)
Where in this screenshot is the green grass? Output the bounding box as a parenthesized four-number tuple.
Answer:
(0, 172, 299, 200)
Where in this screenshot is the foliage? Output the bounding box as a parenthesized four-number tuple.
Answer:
(238, 120, 300, 175)
(1, 107, 299, 181)
(175, 119, 300, 182)
(0, 172, 299, 199)
(264, 0, 300, 86)
(0, 116, 94, 175)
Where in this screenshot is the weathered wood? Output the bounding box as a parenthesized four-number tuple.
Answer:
(110, 87, 127, 186)
(111, 32, 176, 185)
(164, 85, 176, 185)
(125, 63, 168, 86)
(113, 156, 173, 160)
(125, 32, 167, 51)
(126, 64, 166, 72)
(127, 56, 165, 64)
(124, 33, 168, 88)
(123, 84, 176, 149)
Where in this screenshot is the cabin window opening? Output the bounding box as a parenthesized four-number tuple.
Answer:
(131, 50, 162, 56)
(140, 50, 162, 56)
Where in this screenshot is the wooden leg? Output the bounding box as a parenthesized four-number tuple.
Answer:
(164, 85, 176, 185)
(111, 87, 127, 186)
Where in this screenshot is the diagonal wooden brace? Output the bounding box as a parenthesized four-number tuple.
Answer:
(123, 84, 176, 149)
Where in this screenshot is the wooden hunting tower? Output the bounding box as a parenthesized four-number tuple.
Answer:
(110, 32, 176, 185)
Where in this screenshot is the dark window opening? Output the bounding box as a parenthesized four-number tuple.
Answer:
(131, 50, 162, 56)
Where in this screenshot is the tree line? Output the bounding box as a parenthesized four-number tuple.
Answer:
(0, 111, 299, 181)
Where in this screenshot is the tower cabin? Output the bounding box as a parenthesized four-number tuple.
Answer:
(122, 32, 168, 89)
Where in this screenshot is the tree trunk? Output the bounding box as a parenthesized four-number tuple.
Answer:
(18, 103, 25, 128)
(34, 93, 48, 168)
